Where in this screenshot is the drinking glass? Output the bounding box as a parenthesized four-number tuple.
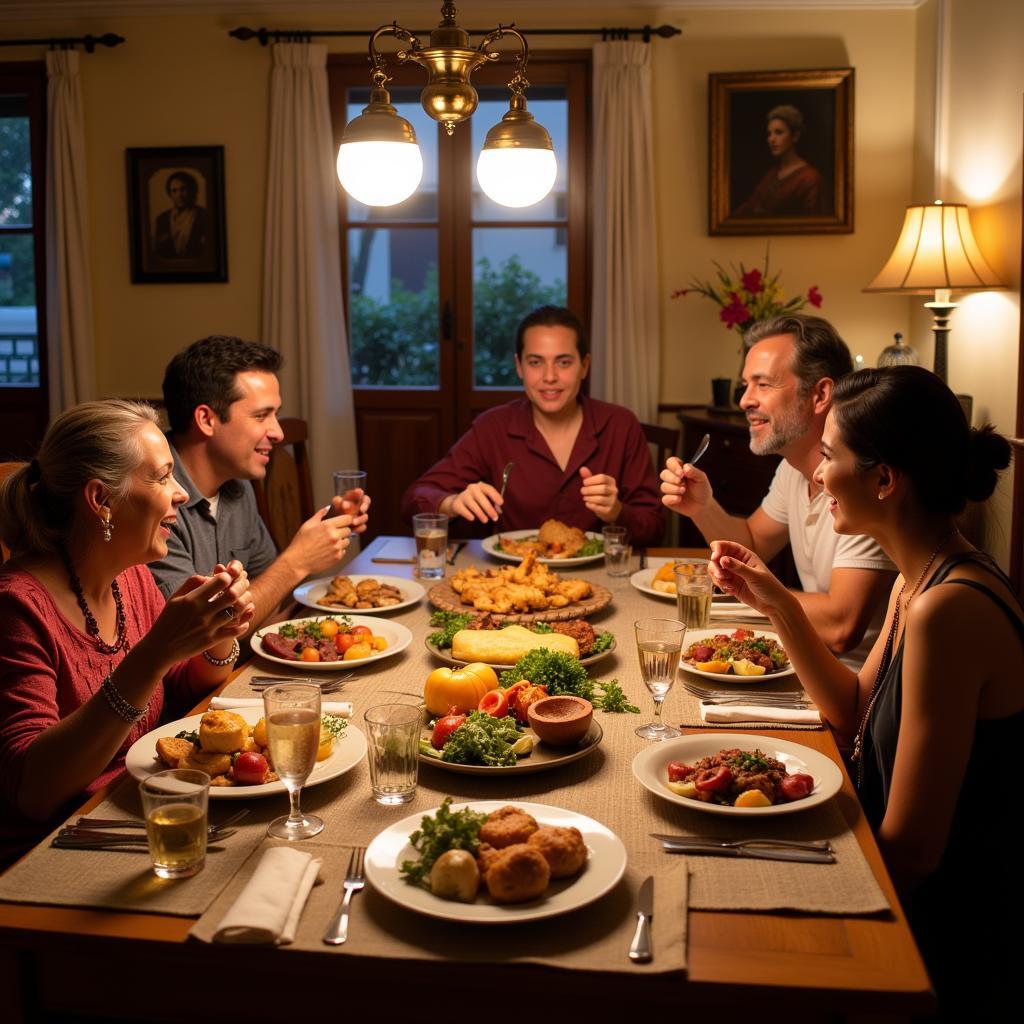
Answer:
(633, 618, 686, 741)
(674, 559, 713, 628)
(139, 769, 209, 879)
(602, 526, 631, 577)
(332, 470, 367, 513)
(263, 683, 324, 840)
(412, 512, 448, 579)
(364, 704, 421, 805)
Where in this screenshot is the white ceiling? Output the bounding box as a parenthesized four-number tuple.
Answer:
(0, 0, 927, 22)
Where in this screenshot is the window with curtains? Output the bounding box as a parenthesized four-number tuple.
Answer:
(0, 62, 48, 455)
(327, 52, 589, 535)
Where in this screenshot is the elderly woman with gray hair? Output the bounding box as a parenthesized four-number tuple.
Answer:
(0, 400, 254, 867)
(734, 104, 824, 217)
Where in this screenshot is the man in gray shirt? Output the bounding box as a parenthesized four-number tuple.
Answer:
(150, 336, 367, 628)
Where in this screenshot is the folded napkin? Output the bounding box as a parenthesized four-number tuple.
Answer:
(209, 696, 353, 717)
(709, 601, 770, 622)
(699, 701, 821, 726)
(213, 846, 322, 945)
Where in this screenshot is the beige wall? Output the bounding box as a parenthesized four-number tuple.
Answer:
(3, 1, 1020, 560)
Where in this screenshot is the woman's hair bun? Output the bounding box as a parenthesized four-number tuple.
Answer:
(963, 425, 1012, 504)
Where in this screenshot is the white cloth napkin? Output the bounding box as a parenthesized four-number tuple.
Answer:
(700, 701, 822, 726)
(213, 846, 322, 945)
(209, 696, 353, 717)
(709, 601, 771, 622)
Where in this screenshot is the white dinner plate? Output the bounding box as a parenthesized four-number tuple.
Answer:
(629, 566, 767, 621)
(678, 627, 795, 680)
(632, 732, 842, 817)
(364, 800, 627, 923)
(293, 574, 425, 615)
(482, 530, 605, 567)
(252, 614, 413, 670)
(124, 707, 367, 800)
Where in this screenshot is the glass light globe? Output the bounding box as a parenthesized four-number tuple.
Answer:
(476, 147, 557, 208)
(337, 140, 423, 208)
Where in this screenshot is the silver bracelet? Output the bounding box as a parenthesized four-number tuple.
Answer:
(101, 672, 149, 724)
(203, 638, 240, 667)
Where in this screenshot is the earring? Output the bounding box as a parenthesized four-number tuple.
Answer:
(100, 509, 113, 543)
(877, 492, 885, 501)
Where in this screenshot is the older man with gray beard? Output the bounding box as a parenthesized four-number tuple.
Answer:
(661, 315, 894, 667)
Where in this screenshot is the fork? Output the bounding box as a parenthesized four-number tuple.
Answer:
(322, 846, 366, 946)
(73, 809, 249, 834)
(250, 673, 354, 690)
(495, 461, 514, 517)
(683, 687, 816, 709)
(683, 681, 809, 703)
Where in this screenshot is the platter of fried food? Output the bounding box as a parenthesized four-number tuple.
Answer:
(430, 551, 611, 623)
(293, 574, 425, 615)
(124, 707, 367, 799)
(483, 519, 604, 566)
(364, 799, 627, 923)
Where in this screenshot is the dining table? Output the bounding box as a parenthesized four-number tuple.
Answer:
(0, 536, 933, 1021)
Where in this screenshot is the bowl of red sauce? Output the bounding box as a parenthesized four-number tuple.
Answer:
(527, 696, 593, 746)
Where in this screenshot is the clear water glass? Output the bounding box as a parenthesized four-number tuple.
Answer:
(263, 683, 324, 840)
(364, 704, 421, 805)
(634, 618, 686, 741)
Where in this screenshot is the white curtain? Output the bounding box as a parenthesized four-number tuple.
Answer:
(263, 43, 356, 508)
(45, 49, 95, 416)
(590, 42, 660, 423)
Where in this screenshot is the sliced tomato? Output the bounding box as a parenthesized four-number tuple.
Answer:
(478, 688, 509, 718)
(731, 628, 753, 640)
(335, 632, 357, 653)
(694, 765, 733, 793)
(779, 772, 815, 802)
(350, 625, 372, 637)
(667, 761, 694, 782)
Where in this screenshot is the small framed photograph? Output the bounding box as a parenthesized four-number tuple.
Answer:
(709, 68, 854, 236)
(126, 146, 228, 283)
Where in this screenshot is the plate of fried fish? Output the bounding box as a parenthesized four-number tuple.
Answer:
(483, 519, 604, 566)
(293, 574, 425, 615)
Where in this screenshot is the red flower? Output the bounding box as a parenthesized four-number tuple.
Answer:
(671, 288, 690, 299)
(741, 268, 764, 294)
(720, 294, 751, 329)
(807, 286, 823, 308)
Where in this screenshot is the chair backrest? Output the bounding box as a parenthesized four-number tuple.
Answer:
(0, 461, 26, 564)
(251, 418, 315, 552)
(1010, 436, 1024, 598)
(639, 423, 679, 546)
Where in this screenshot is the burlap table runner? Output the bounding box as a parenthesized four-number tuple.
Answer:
(190, 838, 689, 974)
(0, 549, 886, 928)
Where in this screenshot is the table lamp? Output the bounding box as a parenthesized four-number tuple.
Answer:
(864, 201, 1004, 382)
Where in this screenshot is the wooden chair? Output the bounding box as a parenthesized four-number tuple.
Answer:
(640, 422, 680, 546)
(0, 461, 26, 564)
(251, 418, 315, 552)
(1010, 436, 1024, 598)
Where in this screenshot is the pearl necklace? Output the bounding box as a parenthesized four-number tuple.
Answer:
(851, 528, 960, 788)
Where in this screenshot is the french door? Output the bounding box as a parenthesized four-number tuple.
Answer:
(328, 53, 589, 536)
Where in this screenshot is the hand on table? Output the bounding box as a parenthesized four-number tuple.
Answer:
(443, 482, 504, 523)
(579, 466, 621, 523)
(660, 456, 714, 517)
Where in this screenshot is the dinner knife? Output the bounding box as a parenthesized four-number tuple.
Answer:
(656, 840, 835, 863)
(650, 833, 832, 852)
(628, 875, 654, 963)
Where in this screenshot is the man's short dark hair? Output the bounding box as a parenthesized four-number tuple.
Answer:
(166, 170, 198, 197)
(163, 335, 283, 434)
(514, 306, 589, 360)
(744, 314, 853, 395)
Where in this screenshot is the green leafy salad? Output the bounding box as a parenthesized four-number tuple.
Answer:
(399, 797, 487, 888)
(500, 649, 640, 714)
(420, 711, 530, 767)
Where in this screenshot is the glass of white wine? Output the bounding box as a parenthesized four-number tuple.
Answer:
(263, 683, 324, 840)
(634, 617, 686, 741)
(139, 769, 209, 878)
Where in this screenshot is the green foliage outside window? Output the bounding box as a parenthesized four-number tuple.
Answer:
(349, 255, 566, 387)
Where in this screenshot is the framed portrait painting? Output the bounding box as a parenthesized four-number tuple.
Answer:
(126, 146, 228, 282)
(709, 68, 854, 236)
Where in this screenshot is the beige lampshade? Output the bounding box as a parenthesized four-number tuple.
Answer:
(864, 202, 1004, 294)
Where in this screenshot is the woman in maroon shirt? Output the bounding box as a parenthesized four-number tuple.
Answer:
(0, 400, 255, 867)
(400, 306, 665, 545)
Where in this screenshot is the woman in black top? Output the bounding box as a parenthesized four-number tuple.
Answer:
(708, 366, 1021, 1018)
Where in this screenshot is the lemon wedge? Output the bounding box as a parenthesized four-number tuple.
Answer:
(696, 660, 731, 674)
(731, 658, 766, 676)
(734, 789, 772, 807)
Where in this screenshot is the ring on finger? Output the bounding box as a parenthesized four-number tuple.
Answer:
(222, 606, 236, 620)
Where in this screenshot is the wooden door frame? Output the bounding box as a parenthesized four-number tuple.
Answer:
(1011, 101, 1024, 596)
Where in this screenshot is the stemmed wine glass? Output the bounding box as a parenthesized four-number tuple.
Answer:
(634, 618, 686, 741)
(263, 683, 324, 840)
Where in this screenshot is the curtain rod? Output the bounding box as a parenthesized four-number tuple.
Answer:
(0, 33, 125, 52)
(229, 25, 680, 46)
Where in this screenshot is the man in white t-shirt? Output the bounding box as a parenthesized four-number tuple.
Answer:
(660, 315, 895, 667)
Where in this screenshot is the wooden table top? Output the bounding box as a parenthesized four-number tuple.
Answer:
(0, 538, 933, 1019)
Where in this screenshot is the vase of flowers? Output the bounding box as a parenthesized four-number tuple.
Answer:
(672, 251, 822, 405)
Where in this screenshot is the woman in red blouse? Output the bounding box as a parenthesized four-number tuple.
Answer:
(0, 400, 254, 867)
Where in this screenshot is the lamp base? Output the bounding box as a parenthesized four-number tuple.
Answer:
(923, 293, 958, 383)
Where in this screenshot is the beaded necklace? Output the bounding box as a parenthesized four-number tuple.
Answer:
(851, 528, 960, 788)
(59, 546, 130, 656)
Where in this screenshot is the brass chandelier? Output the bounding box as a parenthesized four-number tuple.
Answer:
(336, 2, 556, 208)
